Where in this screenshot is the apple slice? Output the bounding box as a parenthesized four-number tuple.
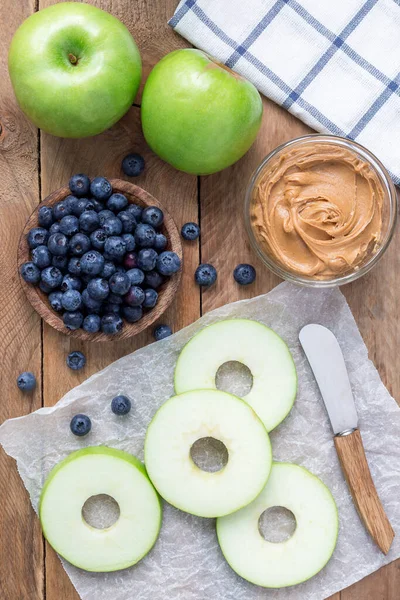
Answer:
(217, 462, 338, 588)
(144, 389, 272, 518)
(174, 319, 297, 432)
(39, 446, 162, 572)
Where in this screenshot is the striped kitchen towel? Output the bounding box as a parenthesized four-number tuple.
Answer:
(170, 0, 400, 184)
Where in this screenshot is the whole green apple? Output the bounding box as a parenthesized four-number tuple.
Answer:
(8, 2, 141, 138)
(141, 49, 263, 175)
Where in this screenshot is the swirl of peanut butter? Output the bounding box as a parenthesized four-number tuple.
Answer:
(251, 142, 384, 279)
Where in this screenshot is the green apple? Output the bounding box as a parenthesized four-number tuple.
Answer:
(39, 446, 162, 572)
(144, 389, 272, 518)
(217, 462, 339, 588)
(174, 319, 297, 432)
(8, 2, 141, 138)
(141, 49, 263, 174)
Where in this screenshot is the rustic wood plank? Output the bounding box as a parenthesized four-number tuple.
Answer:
(0, 1, 44, 599)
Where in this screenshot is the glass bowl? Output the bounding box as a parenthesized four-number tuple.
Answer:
(245, 134, 397, 287)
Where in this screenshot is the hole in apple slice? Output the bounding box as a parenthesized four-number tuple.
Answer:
(258, 506, 297, 543)
(190, 437, 229, 473)
(216, 361, 253, 397)
(82, 494, 120, 529)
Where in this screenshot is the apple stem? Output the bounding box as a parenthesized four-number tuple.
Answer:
(68, 53, 78, 65)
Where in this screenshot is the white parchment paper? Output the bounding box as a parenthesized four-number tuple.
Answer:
(1, 282, 400, 600)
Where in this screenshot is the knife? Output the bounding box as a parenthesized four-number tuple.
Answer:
(299, 323, 394, 554)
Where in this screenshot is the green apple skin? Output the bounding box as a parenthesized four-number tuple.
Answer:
(8, 2, 142, 138)
(141, 49, 263, 175)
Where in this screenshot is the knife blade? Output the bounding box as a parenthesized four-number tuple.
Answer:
(299, 323, 395, 555)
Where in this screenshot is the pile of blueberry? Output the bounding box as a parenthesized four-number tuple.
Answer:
(20, 174, 181, 335)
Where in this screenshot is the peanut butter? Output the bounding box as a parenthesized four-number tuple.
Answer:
(251, 141, 384, 279)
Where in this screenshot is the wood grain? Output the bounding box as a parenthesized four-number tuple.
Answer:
(334, 429, 395, 554)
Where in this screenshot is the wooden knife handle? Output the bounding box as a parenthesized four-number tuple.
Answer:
(334, 429, 394, 554)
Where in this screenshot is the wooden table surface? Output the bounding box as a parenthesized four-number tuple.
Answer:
(0, 1, 399, 599)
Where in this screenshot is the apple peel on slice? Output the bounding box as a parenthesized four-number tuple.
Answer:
(174, 319, 297, 432)
(39, 446, 162, 572)
(216, 462, 339, 588)
(144, 389, 272, 518)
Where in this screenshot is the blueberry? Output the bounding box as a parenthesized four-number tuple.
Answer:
(126, 268, 144, 286)
(20, 261, 41, 284)
(64, 195, 78, 212)
(135, 223, 156, 248)
(66, 350, 86, 370)
(118, 210, 135, 233)
(79, 210, 100, 233)
(122, 305, 143, 323)
(80, 250, 105, 276)
(104, 236, 126, 260)
(108, 292, 123, 304)
(101, 314, 123, 334)
(195, 263, 217, 287)
(48, 233, 68, 256)
(90, 229, 107, 251)
(63, 311, 84, 330)
(69, 233, 91, 256)
(87, 277, 109, 301)
(142, 206, 164, 228)
(90, 177, 112, 201)
(137, 248, 158, 271)
(233, 264, 256, 285)
(62, 290, 82, 311)
(107, 193, 128, 212)
(39, 281, 53, 294)
(70, 197, 89, 217)
(156, 251, 181, 276)
(69, 174, 90, 197)
(124, 285, 145, 307)
(143, 288, 158, 308)
(144, 270, 164, 289)
(70, 414, 91, 436)
(27, 227, 49, 249)
(103, 216, 123, 236)
(53, 200, 70, 220)
(68, 257, 82, 276)
(49, 222, 61, 235)
(122, 153, 145, 177)
(98, 209, 114, 226)
(83, 314, 101, 333)
(154, 233, 167, 251)
(92, 199, 104, 213)
(52, 255, 68, 270)
(100, 261, 117, 279)
(153, 324, 172, 341)
(111, 395, 131, 415)
(38, 205, 53, 228)
(48, 291, 63, 312)
(60, 274, 81, 292)
(181, 222, 200, 241)
(82, 289, 102, 312)
(122, 233, 136, 252)
(17, 371, 36, 392)
(127, 203, 143, 221)
(31, 245, 51, 269)
(109, 272, 130, 295)
(103, 303, 121, 315)
(123, 252, 138, 270)
(41, 266, 63, 289)
(59, 215, 79, 236)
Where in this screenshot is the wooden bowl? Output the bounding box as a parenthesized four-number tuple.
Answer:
(17, 179, 182, 342)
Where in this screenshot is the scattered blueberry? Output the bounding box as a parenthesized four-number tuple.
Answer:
(48, 291, 63, 312)
(53, 200, 70, 221)
(70, 197, 89, 217)
(107, 193, 128, 212)
(98, 209, 114, 226)
(181, 222, 200, 241)
(127, 203, 143, 221)
(49, 222, 61, 235)
(154, 233, 167, 251)
(59, 215, 79, 236)
(233, 264, 256, 285)
(90, 229, 107, 251)
(80, 250, 105, 276)
(27, 227, 49, 249)
(156, 251, 181, 276)
(135, 223, 156, 248)
(62, 289, 82, 311)
(195, 264, 217, 287)
(126, 268, 144, 286)
(90, 177, 112, 201)
(111, 395, 132, 415)
(31, 245, 51, 269)
(143, 288, 158, 308)
(122, 153, 145, 177)
(104, 236, 126, 260)
(103, 216, 123, 236)
(83, 314, 101, 333)
(137, 248, 158, 271)
(69, 174, 90, 197)
(101, 314, 123, 334)
(41, 266, 63, 289)
(20, 261, 41, 284)
(142, 206, 164, 228)
(109, 271, 130, 295)
(144, 270, 163, 289)
(60, 274, 81, 292)
(69, 232, 91, 256)
(70, 414, 91, 436)
(17, 371, 36, 392)
(118, 210, 136, 233)
(68, 257, 81, 276)
(63, 311, 84, 330)
(48, 233, 68, 256)
(153, 324, 172, 341)
(122, 305, 143, 323)
(66, 350, 86, 370)
(124, 285, 145, 306)
(79, 210, 100, 233)
(38, 205, 53, 228)
(87, 277, 109, 301)
(52, 255, 68, 270)
(122, 233, 136, 252)
(100, 261, 117, 279)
